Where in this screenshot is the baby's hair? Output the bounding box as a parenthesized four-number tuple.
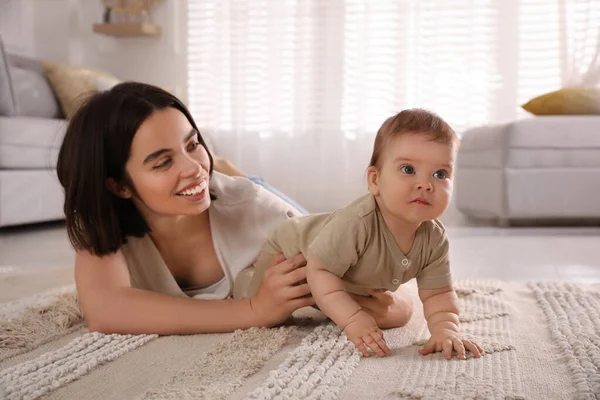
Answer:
(368, 108, 457, 168)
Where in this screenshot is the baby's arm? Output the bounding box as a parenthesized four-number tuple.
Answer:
(418, 286, 484, 360)
(306, 256, 360, 325)
(420, 286, 460, 335)
(307, 256, 391, 357)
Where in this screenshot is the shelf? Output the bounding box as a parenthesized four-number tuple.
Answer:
(93, 23, 161, 38)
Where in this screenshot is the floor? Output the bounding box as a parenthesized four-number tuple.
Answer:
(1, 217, 600, 284)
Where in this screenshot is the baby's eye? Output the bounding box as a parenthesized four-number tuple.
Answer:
(433, 170, 448, 179)
(400, 165, 415, 175)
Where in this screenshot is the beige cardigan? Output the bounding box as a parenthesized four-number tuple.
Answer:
(120, 172, 300, 299)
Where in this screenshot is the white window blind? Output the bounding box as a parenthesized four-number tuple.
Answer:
(187, 0, 600, 212)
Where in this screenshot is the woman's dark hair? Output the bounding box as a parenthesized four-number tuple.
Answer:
(57, 82, 214, 256)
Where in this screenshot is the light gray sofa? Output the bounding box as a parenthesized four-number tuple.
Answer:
(455, 116, 600, 225)
(0, 37, 66, 227)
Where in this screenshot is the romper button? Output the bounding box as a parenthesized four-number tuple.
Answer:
(392, 279, 400, 285)
(402, 259, 410, 266)
(286, 210, 295, 218)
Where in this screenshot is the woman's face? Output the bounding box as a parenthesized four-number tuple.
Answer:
(123, 107, 212, 218)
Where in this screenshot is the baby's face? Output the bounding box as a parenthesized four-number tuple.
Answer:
(371, 134, 456, 225)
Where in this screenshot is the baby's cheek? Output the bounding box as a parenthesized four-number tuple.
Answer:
(440, 181, 453, 194)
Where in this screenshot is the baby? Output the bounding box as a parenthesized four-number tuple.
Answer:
(243, 109, 483, 360)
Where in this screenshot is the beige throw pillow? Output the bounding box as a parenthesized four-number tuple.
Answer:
(522, 87, 600, 115)
(42, 61, 120, 119)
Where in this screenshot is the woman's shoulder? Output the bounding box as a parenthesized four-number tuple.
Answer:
(209, 171, 299, 216)
(209, 171, 261, 205)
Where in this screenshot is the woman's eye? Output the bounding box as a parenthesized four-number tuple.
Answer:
(188, 141, 201, 151)
(433, 170, 447, 179)
(400, 165, 415, 174)
(154, 159, 171, 169)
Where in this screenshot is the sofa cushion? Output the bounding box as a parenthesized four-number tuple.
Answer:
(10, 67, 62, 118)
(459, 116, 600, 168)
(522, 87, 600, 115)
(504, 168, 600, 218)
(0, 37, 17, 117)
(0, 116, 66, 169)
(42, 61, 118, 119)
(94, 74, 121, 92)
(507, 116, 600, 148)
(0, 169, 64, 227)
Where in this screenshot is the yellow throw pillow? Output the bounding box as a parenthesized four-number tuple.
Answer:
(522, 87, 600, 115)
(42, 61, 119, 119)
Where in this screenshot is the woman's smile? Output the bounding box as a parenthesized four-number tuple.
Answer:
(175, 179, 208, 201)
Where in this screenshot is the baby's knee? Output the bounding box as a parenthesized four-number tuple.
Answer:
(397, 297, 414, 327)
(383, 290, 414, 329)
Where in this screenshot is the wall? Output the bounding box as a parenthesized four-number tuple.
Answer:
(0, 0, 36, 56)
(0, 0, 188, 102)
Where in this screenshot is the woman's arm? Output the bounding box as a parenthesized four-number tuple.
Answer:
(76, 249, 312, 335)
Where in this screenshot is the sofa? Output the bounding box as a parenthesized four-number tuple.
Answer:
(455, 116, 600, 225)
(0, 37, 66, 227)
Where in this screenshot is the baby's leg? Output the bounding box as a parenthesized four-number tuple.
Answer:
(233, 243, 280, 300)
(369, 286, 414, 329)
(247, 249, 277, 298)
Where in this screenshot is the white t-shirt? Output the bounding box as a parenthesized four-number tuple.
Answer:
(121, 171, 300, 299)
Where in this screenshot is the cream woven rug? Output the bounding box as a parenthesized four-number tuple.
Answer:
(1, 268, 599, 400)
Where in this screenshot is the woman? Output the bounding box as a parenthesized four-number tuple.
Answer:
(57, 82, 412, 335)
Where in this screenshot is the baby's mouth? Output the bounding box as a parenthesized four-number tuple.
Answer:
(410, 198, 431, 206)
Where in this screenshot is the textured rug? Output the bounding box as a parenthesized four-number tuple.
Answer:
(0, 272, 599, 400)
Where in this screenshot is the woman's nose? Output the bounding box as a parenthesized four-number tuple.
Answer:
(180, 156, 202, 178)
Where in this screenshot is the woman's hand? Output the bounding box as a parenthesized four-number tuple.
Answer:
(418, 329, 484, 360)
(249, 254, 314, 326)
(350, 287, 414, 329)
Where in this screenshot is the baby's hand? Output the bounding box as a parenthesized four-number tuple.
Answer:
(418, 328, 484, 360)
(343, 309, 391, 357)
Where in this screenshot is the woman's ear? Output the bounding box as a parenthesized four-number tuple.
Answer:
(367, 166, 380, 196)
(106, 178, 133, 199)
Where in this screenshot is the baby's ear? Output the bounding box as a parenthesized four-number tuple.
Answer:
(106, 178, 133, 199)
(366, 166, 380, 196)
